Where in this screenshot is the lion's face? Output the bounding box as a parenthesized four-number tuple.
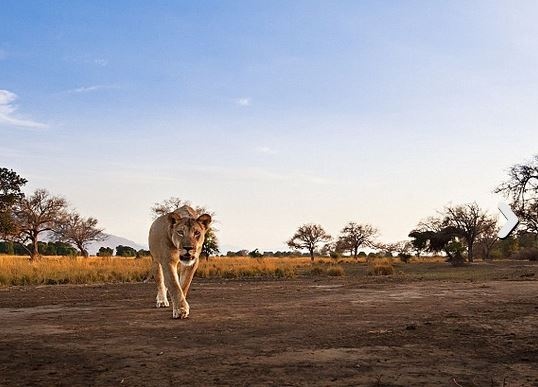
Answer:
(168, 212, 212, 266)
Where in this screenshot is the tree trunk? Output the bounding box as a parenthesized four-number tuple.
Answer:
(30, 235, 39, 261)
(309, 249, 315, 262)
(467, 243, 474, 262)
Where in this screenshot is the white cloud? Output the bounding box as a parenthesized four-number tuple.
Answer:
(255, 146, 277, 155)
(66, 84, 118, 94)
(235, 97, 251, 106)
(0, 89, 48, 129)
(94, 58, 108, 66)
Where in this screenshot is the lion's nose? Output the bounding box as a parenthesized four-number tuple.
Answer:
(184, 246, 194, 253)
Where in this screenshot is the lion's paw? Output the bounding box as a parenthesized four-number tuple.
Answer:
(156, 299, 169, 308)
(172, 305, 190, 319)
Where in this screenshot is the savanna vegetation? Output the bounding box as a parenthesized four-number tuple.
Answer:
(1, 153, 538, 286)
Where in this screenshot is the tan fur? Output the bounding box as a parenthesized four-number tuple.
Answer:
(148, 205, 211, 319)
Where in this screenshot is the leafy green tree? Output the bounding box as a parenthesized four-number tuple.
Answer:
(0, 241, 15, 255)
(248, 248, 262, 258)
(115, 245, 137, 257)
(136, 249, 151, 258)
(97, 247, 113, 257)
(408, 230, 429, 257)
(0, 167, 27, 237)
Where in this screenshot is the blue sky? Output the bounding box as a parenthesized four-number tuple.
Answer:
(1, 1, 538, 250)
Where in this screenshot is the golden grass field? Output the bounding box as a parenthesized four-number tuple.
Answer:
(0, 255, 356, 286)
(1, 254, 534, 287)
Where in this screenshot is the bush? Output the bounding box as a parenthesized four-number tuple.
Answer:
(511, 248, 538, 261)
(97, 247, 113, 257)
(367, 258, 394, 276)
(115, 245, 137, 257)
(310, 266, 325, 275)
(327, 266, 344, 276)
(399, 253, 412, 263)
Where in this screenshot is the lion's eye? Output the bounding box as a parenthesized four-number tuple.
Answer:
(176, 231, 184, 237)
(194, 231, 201, 238)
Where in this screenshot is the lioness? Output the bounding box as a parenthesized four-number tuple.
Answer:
(148, 205, 212, 319)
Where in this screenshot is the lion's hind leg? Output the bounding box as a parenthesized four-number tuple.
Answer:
(153, 260, 169, 308)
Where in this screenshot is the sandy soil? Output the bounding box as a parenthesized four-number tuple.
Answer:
(0, 278, 537, 386)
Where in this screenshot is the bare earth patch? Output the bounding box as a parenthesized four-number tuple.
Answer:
(0, 278, 537, 386)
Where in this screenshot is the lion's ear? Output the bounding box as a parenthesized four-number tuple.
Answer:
(168, 212, 182, 225)
(197, 214, 212, 229)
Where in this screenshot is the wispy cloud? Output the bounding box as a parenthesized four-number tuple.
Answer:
(0, 89, 48, 129)
(93, 58, 108, 66)
(65, 84, 118, 94)
(255, 146, 277, 155)
(235, 97, 251, 106)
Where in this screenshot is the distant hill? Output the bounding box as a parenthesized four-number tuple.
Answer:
(86, 234, 147, 256)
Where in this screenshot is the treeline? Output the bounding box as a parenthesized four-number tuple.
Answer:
(0, 241, 150, 258)
(0, 168, 106, 260)
(284, 155, 538, 265)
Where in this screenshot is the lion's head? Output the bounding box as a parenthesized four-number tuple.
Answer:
(167, 205, 212, 266)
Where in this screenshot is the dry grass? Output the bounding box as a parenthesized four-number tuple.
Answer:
(196, 257, 306, 279)
(367, 257, 395, 276)
(0, 255, 320, 286)
(2, 254, 529, 286)
(0, 255, 151, 286)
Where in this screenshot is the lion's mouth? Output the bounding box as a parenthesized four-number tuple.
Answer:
(180, 254, 194, 262)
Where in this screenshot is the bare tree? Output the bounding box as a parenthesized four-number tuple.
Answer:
(54, 211, 106, 257)
(443, 202, 494, 262)
(338, 222, 378, 258)
(495, 154, 538, 235)
(287, 224, 332, 261)
(11, 189, 68, 260)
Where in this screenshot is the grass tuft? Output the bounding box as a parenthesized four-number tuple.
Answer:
(367, 258, 395, 276)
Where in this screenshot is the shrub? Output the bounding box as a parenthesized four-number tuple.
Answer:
(310, 266, 325, 275)
(399, 253, 412, 263)
(511, 248, 538, 261)
(367, 258, 394, 276)
(327, 266, 344, 276)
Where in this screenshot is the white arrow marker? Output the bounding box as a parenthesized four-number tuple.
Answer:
(498, 202, 519, 239)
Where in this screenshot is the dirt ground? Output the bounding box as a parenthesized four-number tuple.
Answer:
(0, 277, 537, 386)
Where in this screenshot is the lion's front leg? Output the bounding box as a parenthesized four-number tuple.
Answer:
(179, 258, 199, 298)
(161, 261, 189, 319)
(153, 261, 169, 308)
